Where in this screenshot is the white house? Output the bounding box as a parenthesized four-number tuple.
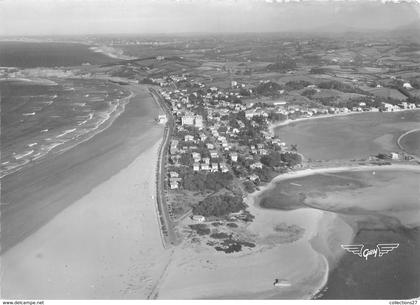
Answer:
(181, 114, 195, 126)
(250, 162, 263, 170)
(403, 82, 413, 89)
(390, 152, 399, 160)
(210, 150, 218, 158)
(192, 215, 206, 222)
(211, 163, 219, 172)
(230, 152, 238, 162)
(158, 114, 167, 124)
(219, 163, 229, 173)
(201, 163, 210, 171)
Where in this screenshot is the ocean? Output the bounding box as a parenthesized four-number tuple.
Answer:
(0, 41, 117, 67)
(0, 42, 130, 178)
(1, 78, 131, 178)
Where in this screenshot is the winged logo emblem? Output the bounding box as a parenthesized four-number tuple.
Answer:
(341, 243, 399, 260)
(377, 243, 399, 257)
(341, 244, 364, 257)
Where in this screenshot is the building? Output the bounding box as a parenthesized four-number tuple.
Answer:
(158, 114, 167, 124)
(382, 103, 400, 112)
(250, 162, 263, 170)
(192, 215, 206, 222)
(210, 150, 219, 159)
(193, 163, 200, 171)
(211, 163, 219, 172)
(181, 114, 195, 126)
(169, 171, 179, 178)
(169, 178, 181, 189)
(201, 163, 210, 171)
(170, 140, 179, 154)
(390, 152, 399, 160)
(219, 163, 229, 173)
(195, 115, 204, 129)
(199, 133, 207, 141)
(249, 174, 260, 183)
(230, 152, 238, 162)
(192, 152, 201, 160)
(403, 82, 413, 89)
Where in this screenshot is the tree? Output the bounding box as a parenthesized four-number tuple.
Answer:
(301, 88, 317, 98)
(254, 81, 283, 97)
(193, 194, 246, 217)
(284, 80, 312, 91)
(281, 152, 302, 167)
(260, 151, 283, 168)
(243, 180, 256, 193)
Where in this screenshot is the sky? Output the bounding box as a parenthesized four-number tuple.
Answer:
(0, 0, 419, 36)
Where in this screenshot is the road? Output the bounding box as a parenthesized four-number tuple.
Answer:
(149, 87, 179, 247)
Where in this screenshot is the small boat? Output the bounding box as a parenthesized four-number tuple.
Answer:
(273, 279, 291, 287)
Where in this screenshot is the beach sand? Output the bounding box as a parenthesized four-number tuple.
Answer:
(1, 141, 172, 299)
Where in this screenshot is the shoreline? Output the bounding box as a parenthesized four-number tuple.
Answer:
(1, 88, 134, 179)
(1, 141, 172, 299)
(397, 128, 420, 156)
(89, 45, 136, 61)
(1, 84, 162, 252)
(269, 108, 420, 136)
(252, 163, 420, 198)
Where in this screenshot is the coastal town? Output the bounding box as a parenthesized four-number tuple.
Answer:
(148, 69, 420, 250)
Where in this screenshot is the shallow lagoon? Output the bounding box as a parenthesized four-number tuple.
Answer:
(258, 168, 420, 299)
(275, 110, 420, 161)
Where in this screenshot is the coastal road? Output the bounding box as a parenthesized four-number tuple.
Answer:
(149, 87, 179, 247)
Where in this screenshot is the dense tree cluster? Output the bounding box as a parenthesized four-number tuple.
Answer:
(318, 80, 367, 94)
(183, 172, 234, 192)
(266, 58, 297, 72)
(268, 111, 288, 122)
(301, 88, 317, 98)
(260, 151, 302, 168)
(281, 152, 302, 168)
(243, 180, 256, 193)
(284, 80, 312, 91)
(193, 194, 246, 217)
(254, 81, 283, 97)
(310, 67, 329, 74)
(260, 151, 283, 168)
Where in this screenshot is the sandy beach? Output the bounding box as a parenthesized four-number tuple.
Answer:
(1, 84, 171, 299)
(1, 142, 172, 299)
